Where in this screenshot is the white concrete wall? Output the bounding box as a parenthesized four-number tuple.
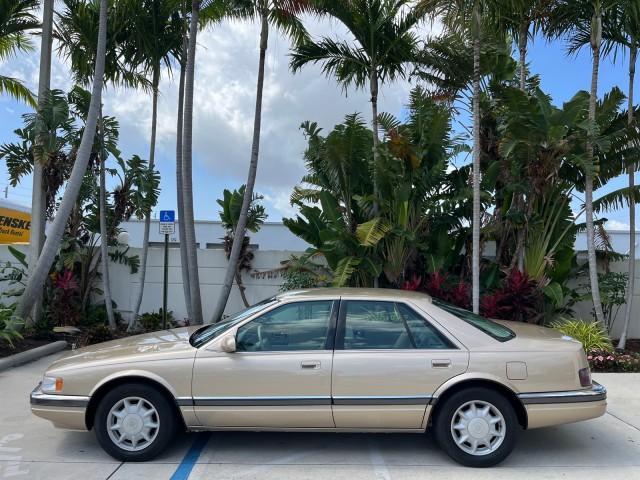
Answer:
(1, 244, 638, 337)
(120, 219, 310, 252)
(0, 245, 296, 322)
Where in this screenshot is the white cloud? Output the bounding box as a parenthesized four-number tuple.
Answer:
(605, 219, 630, 231)
(1, 12, 438, 220)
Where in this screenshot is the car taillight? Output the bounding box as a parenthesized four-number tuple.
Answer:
(579, 367, 592, 387)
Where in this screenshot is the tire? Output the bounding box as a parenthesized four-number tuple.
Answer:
(433, 387, 518, 467)
(94, 383, 177, 462)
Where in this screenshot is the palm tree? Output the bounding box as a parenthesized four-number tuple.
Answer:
(26, 0, 54, 328)
(210, 0, 314, 323)
(291, 0, 422, 214)
(418, 0, 493, 314)
(175, 34, 193, 322)
(56, 0, 149, 330)
(181, 0, 204, 324)
(606, 0, 640, 350)
(0, 0, 39, 106)
(17, 0, 108, 320)
(546, 0, 620, 326)
(126, 0, 184, 323)
(217, 185, 267, 307)
(493, 0, 551, 271)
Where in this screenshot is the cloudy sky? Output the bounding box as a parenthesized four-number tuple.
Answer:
(0, 11, 638, 231)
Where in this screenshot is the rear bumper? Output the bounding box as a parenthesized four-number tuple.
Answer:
(30, 384, 89, 431)
(519, 382, 607, 429)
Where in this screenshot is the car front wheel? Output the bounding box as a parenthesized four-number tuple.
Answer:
(94, 383, 177, 462)
(433, 387, 518, 467)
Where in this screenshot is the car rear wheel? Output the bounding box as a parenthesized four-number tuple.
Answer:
(433, 387, 518, 467)
(94, 383, 177, 462)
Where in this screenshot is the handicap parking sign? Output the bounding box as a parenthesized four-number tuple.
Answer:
(159, 210, 176, 234)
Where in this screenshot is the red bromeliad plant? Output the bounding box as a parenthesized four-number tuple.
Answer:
(48, 269, 81, 326)
(448, 281, 471, 310)
(480, 271, 543, 323)
(401, 275, 422, 291)
(424, 271, 448, 299)
(480, 291, 509, 319)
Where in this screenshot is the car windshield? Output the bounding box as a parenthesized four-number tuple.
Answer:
(189, 297, 278, 348)
(432, 299, 515, 342)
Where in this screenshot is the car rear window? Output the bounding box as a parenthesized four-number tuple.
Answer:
(432, 299, 515, 342)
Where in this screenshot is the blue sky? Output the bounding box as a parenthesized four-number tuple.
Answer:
(0, 19, 638, 230)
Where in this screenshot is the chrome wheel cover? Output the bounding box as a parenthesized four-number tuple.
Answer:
(450, 400, 506, 456)
(107, 397, 160, 452)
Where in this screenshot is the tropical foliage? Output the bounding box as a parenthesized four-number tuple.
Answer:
(2, 0, 640, 350)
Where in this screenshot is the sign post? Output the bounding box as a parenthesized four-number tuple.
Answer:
(159, 210, 175, 330)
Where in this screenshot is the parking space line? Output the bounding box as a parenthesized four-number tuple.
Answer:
(606, 411, 640, 432)
(170, 433, 211, 480)
(105, 462, 124, 479)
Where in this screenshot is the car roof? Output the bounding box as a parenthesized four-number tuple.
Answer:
(275, 287, 433, 303)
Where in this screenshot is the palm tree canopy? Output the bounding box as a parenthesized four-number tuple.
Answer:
(55, 0, 150, 90)
(290, 0, 422, 90)
(0, 0, 39, 105)
(121, 0, 184, 80)
(545, 0, 621, 56)
(222, 0, 315, 45)
(217, 185, 267, 233)
(0, 0, 39, 58)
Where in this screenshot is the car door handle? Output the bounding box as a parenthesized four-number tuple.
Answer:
(301, 361, 321, 370)
(431, 359, 451, 368)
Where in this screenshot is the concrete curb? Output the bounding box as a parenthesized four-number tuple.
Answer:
(0, 340, 67, 372)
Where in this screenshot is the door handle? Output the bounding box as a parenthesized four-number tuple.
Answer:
(431, 359, 451, 368)
(301, 360, 321, 370)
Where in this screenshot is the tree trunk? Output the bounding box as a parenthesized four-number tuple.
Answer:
(17, 0, 108, 320)
(98, 110, 116, 330)
(617, 44, 637, 351)
(26, 0, 54, 328)
(513, 20, 529, 272)
(586, 9, 605, 325)
(235, 270, 250, 308)
(131, 66, 160, 324)
(472, 24, 481, 314)
(210, 12, 269, 323)
(518, 21, 528, 92)
(176, 37, 193, 323)
(182, 0, 203, 324)
(370, 67, 380, 288)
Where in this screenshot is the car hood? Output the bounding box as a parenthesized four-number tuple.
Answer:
(48, 326, 200, 372)
(491, 320, 584, 351)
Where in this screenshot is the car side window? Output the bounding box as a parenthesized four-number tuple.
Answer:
(236, 301, 333, 352)
(342, 301, 454, 350)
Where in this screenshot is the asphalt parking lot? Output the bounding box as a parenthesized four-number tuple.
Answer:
(2, 353, 640, 480)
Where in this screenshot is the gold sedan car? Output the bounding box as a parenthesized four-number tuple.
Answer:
(31, 288, 606, 467)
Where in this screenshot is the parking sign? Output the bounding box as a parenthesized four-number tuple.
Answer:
(159, 210, 175, 234)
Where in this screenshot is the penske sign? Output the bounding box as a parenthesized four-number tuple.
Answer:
(0, 207, 31, 244)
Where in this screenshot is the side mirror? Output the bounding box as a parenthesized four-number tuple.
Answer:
(220, 335, 236, 353)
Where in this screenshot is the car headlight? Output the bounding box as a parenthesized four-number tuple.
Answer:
(41, 376, 63, 393)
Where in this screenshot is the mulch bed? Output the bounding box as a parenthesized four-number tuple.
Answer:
(0, 337, 53, 359)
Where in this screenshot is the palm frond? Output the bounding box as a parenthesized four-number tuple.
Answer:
(0, 75, 35, 106)
(356, 218, 390, 246)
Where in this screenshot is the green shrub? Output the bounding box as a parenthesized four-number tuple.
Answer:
(552, 318, 612, 353)
(137, 309, 176, 333)
(0, 306, 22, 348)
(82, 303, 123, 328)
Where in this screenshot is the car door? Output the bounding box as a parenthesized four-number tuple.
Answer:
(331, 299, 469, 429)
(191, 299, 337, 428)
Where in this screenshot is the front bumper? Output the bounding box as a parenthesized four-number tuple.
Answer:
(518, 382, 607, 429)
(30, 383, 90, 431)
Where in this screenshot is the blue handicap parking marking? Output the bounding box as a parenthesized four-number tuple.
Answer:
(170, 433, 211, 480)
